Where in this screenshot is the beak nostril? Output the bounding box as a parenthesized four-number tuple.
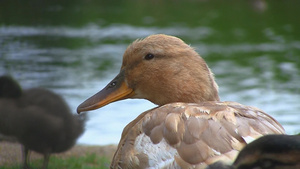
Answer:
(108, 82, 117, 88)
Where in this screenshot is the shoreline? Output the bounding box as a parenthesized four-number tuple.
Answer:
(0, 141, 117, 166)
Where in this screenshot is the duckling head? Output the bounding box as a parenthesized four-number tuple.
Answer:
(0, 75, 22, 98)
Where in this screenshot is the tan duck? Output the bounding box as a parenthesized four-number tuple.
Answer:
(206, 134, 300, 169)
(77, 34, 285, 169)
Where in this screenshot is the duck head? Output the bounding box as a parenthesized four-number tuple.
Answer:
(77, 34, 219, 113)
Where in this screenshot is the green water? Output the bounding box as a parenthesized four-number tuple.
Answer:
(1, 0, 299, 145)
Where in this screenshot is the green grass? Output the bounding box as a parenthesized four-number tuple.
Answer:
(0, 153, 110, 169)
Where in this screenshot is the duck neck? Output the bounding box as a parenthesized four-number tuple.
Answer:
(140, 66, 220, 106)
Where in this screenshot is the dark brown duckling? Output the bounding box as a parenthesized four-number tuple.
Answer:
(206, 134, 300, 169)
(0, 75, 85, 169)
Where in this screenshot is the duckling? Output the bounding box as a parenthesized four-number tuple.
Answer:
(206, 134, 300, 169)
(205, 161, 234, 169)
(0, 75, 85, 169)
(77, 34, 285, 168)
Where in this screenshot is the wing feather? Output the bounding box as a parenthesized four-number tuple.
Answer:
(111, 101, 285, 169)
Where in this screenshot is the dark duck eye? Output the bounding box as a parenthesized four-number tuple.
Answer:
(145, 53, 154, 60)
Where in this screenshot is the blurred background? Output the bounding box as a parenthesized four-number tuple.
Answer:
(0, 0, 299, 145)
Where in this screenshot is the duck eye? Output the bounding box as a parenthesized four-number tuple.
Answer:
(144, 53, 154, 60)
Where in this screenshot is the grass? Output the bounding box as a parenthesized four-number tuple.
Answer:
(0, 153, 110, 169)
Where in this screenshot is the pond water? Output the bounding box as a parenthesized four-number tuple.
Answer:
(1, 0, 300, 145)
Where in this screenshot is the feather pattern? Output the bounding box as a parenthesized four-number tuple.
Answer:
(111, 102, 284, 169)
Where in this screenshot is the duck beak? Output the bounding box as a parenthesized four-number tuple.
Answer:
(77, 70, 134, 114)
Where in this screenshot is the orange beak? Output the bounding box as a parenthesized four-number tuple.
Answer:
(77, 70, 134, 114)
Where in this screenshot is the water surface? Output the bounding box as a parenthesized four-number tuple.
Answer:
(1, 0, 299, 145)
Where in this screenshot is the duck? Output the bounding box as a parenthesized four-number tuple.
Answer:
(77, 34, 285, 169)
(0, 75, 85, 169)
(206, 134, 300, 169)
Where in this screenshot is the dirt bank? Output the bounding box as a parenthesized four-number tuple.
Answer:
(0, 141, 117, 166)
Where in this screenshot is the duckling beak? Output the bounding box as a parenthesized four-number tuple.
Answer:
(77, 70, 134, 114)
